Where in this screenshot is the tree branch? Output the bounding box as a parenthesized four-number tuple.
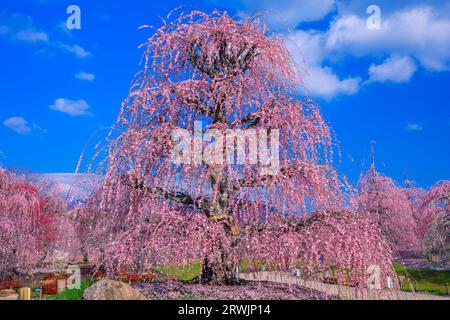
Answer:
(184, 98, 213, 116)
(232, 167, 296, 190)
(235, 100, 276, 128)
(120, 174, 211, 216)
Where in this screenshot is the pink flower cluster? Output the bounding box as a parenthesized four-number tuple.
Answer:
(0, 169, 66, 279)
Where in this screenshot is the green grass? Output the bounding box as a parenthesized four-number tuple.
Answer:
(158, 260, 202, 281)
(394, 263, 450, 295)
(44, 279, 97, 300)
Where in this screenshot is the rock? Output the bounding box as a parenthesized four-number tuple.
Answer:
(0, 294, 19, 300)
(0, 289, 19, 300)
(82, 279, 147, 300)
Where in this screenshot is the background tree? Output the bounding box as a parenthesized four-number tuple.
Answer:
(402, 180, 427, 247)
(70, 203, 108, 265)
(85, 10, 395, 284)
(420, 181, 450, 263)
(0, 168, 64, 279)
(423, 213, 450, 264)
(357, 164, 420, 256)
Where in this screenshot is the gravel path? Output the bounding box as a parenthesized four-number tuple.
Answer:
(134, 280, 329, 300)
(239, 272, 450, 300)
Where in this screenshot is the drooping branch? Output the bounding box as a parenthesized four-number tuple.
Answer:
(121, 174, 210, 215)
(234, 100, 276, 128)
(233, 174, 276, 190)
(232, 166, 295, 190)
(122, 173, 241, 236)
(184, 98, 213, 116)
(188, 36, 258, 79)
(154, 187, 211, 215)
(169, 85, 213, 116)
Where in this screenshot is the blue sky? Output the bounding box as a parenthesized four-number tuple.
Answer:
(0, 0, 449, 188)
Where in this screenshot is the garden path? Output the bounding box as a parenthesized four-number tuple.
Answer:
(239, 272, 450, 300)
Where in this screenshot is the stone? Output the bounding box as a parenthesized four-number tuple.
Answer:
(0, 289, 19, 300)
(82, 279, 146, 300)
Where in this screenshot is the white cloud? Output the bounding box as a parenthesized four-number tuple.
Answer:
(75, 71, 95, 81)
(278, 4, 450, 99)
(228, 2, 450, 99)
(15, 30, 49, 43)
(234, 0, 336, 28)
(303, 67, 360, 100)
(0, 13, 49, 44)
(405, 123, 424, 131)
(49, 98, 92, 117)
(3, 117, 32, 135)
(326, 6, 450, 71)
(287, 30, 361, 100)
(368, 56, 417, 83)
(59, 44, 91, 58)
(0, 12, 91, 59)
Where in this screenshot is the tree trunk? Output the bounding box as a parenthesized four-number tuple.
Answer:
(201, 256, 229, 285)
(200, 89, 241, 284)
(81, 247, 89, 264)
(199, 167, 239, 284)
(200, 247, 238, 285)
(209, 166, 229, 216)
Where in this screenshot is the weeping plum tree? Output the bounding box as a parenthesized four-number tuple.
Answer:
(418, 181, 449, 237)
(357, 166, 420, 255)
(420, 181, 450, 262)
(402, 180, 427, 243)
(0, 168, 65, 279)
(70, 205, 107, 264)
(85, 10, 395, 284)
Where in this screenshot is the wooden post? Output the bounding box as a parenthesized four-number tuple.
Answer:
(18, 287, 31, 300)
(57, 279, 66, 294)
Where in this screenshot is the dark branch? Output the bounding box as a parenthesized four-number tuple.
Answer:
(188, 38, 257, 79)
(233, 174, 277, 190)
(236, 100, 276, 128)
(232, 167, 295, 191)
(184, 98, 213, 116)
(120, 174, 211, 216)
